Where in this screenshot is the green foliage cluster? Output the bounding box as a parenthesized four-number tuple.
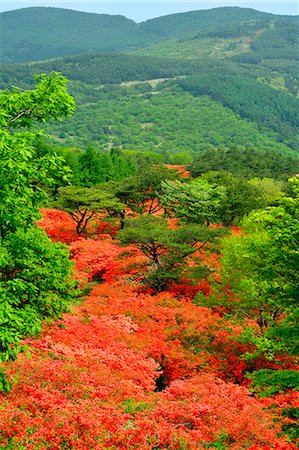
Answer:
(118, 215, 222, 291)
(49, 146, 164, 189)
(65, 146, 137, 186)
(200, 172, 266, 226)
(56, 185, 125, 234)
(115, 164, 180, 215)
(189, 147, 299, 180)
(160, 179, 226, 224)
(248, 368, 299, 441)
(0, 228, 75, 357)
(0, 73, 74, 236)
(0, 73, 78, 372)
(208, 178, 299, 356)
(248, 369, 299, 397)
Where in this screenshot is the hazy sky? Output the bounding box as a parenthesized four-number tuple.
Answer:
(1, 1, 298, 21)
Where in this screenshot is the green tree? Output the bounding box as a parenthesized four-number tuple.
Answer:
(160, 179, 226, 224)
(58, 146, 84, 186)
(188, 147, 299, 180)
(0, 228, 76, 359)
(0, 73, 77, 382)
(115, 164, 180, 216)
(57, 185, 125, 234)
(202, 171, 264, 226)
(215, 178, 299, 356)
(0, 72, 75, 238)
(78, 146, 113, 186)
(248, 177, 284, 207)
(118, 215, 222, 291)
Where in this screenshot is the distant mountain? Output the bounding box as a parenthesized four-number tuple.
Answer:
(136, 14, 298, 63)
(0, 6, 297, 63)
(0, 7, 150, 63)
(139, 7, 275, 39)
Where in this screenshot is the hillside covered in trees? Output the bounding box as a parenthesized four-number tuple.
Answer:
(0, 6, 297, 65)
(0, 5, 298, 448)
(1, 6, 298, 160)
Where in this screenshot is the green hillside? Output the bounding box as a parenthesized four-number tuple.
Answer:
(1, 52, 297, 151)
(135, 19, 297, 63)
(139, 7, 274, 39)
(0, 7, 150, 63)
(135, 14, 298, 95)
(0, 6, 297, 160)
(40, 82, 296, 158)
(0, 53, 209, 88)
(177, 73, 299, 149)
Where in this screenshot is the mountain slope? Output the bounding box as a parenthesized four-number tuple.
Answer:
(135, 12, 298, 98)
(139, 7, 275, 39)
(0, 6, 297, 157)
(135, 18, 298, 62)
(0, 53, 211, 88)
(1, 52, 297, 150)
(0, 7, 150, 63)
(136, 13, 298, 79)
(40, 84, 296, 157)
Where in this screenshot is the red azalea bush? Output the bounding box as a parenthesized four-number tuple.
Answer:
(38, 209, 118, 244)
(69, 237, 125, 285)
(38, 208, 78, 243)
(0, 280, 295, 449)
(0, 208, 295, 448)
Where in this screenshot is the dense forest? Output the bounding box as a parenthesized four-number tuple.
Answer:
(0, 6, 298, 449)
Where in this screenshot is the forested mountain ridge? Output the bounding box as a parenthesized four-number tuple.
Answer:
(0, 6, 297, 63)
(136, 19, 298, 67)
(0, 7, 150, 63)
(139, 6, 281, 39)
(135, 11, 298, 95)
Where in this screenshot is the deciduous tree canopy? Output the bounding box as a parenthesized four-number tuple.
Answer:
(0, 73, 77, 373)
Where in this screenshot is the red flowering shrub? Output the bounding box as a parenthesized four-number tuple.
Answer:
(94, 219, 118, 237)
(69, 237, 124, 285)
(170, 278, 211, 299)
(38, 208, 78, 243)
(0, 284, 293, 449)
(79, 280, 293, 386)
(38, 208, 119, 244)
